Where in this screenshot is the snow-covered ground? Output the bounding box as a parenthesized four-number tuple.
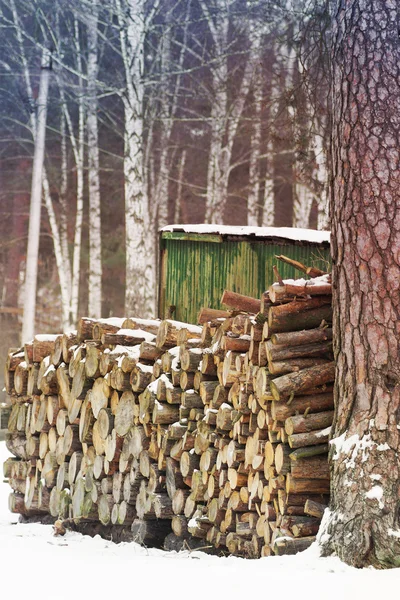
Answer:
(0, 440, 399, 600)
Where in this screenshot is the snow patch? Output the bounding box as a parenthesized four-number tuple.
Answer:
(160, 224, 330, 245)
(377, 443, 390, 451)
(117, 329, 155, 342)
(388, 528, 400, 539)
(34, 334, 59, 342)
(330, 432, 374, 467)
(315, 426, 331, 438)
(365, 485, 384, 509)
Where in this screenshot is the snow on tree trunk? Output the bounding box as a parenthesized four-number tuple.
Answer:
(320, 0, 400, 568)
(86, 0, 102, 319)
(22, 48, 51, 343)
(117, 0, 156, 317)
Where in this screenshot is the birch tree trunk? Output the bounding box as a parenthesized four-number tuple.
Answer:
(261, 46, 282, 228)
(174, 150, 186, 223)
(247, 26, 263, 227)
(59, 98, 71, 295)
(313, 127, 329, 230)
(69, 17, 85, 325)
(22, 48, 51, 343)
(261, 138, 275, 226)
(320, 0, 400, 568)
(86, 0, 102, 318)
(117, 0, 156, 317)
(153, 1, 190, 230)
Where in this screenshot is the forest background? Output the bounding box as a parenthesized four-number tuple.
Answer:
(0, 0, 330, 400)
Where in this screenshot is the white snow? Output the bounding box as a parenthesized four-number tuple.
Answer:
(365, 485, 384, 509)
(34, 334, 60, 342)
(163, 320, 202, 334)
(330, 431, 383, 468)
(160, 224, 330, 245)
(97, 317, 126, 327)
(1, 442, 400, 599)
(43, 364, 56, 377)
(116, 329, 156, 342)
(315, 426, 331, 438)
(377, 443, 390, 451)
(388, 528, 400, 539)
(272, 274, 331, 287)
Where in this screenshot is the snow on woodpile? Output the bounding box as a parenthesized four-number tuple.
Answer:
(161, 224, 330, 245)
(3, 257, 335, 559)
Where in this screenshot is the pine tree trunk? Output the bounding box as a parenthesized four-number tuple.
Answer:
(321, 1, 400, 568)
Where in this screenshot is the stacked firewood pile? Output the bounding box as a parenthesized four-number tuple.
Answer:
(3, 257, 334, 557)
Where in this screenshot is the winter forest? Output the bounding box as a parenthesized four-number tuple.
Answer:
(0, 0, 330, 337)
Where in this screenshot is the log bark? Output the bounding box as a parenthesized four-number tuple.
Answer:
(270, 362, 335, 400)
(221, 290, 260, 313)
(267, 298, 332, 334)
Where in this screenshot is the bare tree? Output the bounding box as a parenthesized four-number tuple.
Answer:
(200, 0, 256, 224)
(116, 0, 158, 317)
(22, 47, 51, 342)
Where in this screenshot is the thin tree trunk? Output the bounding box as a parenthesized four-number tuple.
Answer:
(70, 17, 85, 325)
(313, 128, 329, 230)
(59, 100, 71, 296)
(247, 29, 263, 226)
(22, 48, 51, 342)
(201, 1, 257, 223)
(10, 0, 72, 330)
(117, 0, 155, 317)
(320, 0, 400, 568)
(86, 0, 102, 318)
(174, 150, 186, 223)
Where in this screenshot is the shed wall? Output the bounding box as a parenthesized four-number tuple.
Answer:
(159, 236, 330, 323)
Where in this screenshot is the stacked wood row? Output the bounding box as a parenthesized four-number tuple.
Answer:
(4, 262, 334, 558)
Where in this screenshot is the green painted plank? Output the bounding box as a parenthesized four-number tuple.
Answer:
(161, 232, 223, 243)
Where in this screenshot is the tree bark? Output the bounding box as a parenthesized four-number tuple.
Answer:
(117, 0, 155, 317)
(86, 0, 102, 318)
(320, 1, 400, 568)
(22, 48, 51, 342)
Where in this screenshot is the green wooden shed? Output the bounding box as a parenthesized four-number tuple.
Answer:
(158, 225, 331, 324)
